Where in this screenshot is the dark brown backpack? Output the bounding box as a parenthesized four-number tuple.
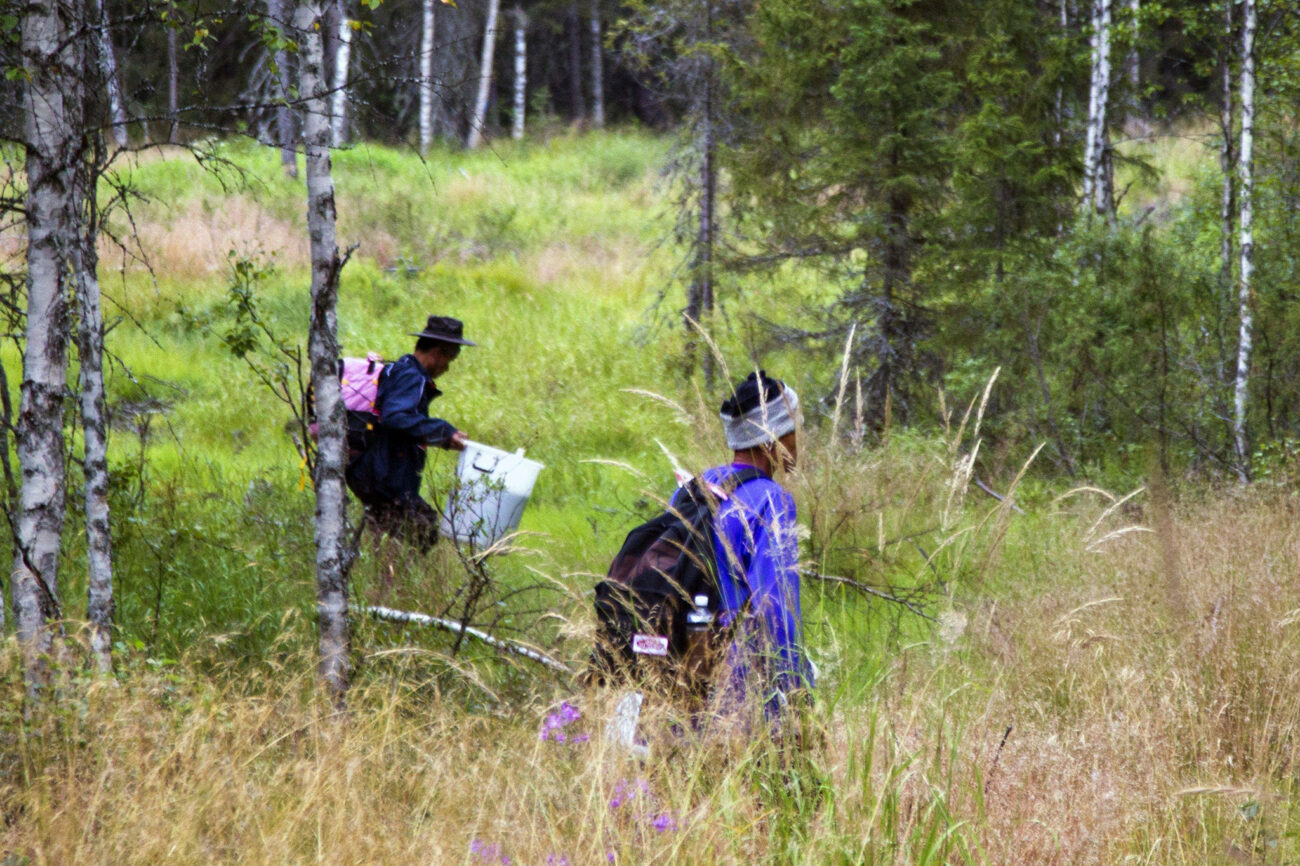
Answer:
(587, 468, 764, 690)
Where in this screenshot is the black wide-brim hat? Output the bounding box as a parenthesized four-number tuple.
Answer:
(410, 315, 476, 346)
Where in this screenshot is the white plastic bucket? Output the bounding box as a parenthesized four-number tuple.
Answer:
(440, 440, 544, 548)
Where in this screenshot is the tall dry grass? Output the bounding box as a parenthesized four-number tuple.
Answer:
(105, 194, 309, 281)
(8, 439, 1300, 864)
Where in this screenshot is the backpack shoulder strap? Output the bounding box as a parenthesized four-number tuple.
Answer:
(722, 465, 767, 494)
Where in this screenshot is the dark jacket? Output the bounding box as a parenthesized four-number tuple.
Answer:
(347, 354, 457, 503)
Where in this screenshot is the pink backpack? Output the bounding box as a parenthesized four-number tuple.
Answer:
(340, 351, 385, 416)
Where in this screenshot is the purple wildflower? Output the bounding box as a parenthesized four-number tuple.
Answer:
(608, 779, 635, 810)
(469, 840, 510, 864)
(546, 856, 572, 866)
(541, 702, 587, 744)
(609, 777, 655, 811)
(651, 812, 678, 833)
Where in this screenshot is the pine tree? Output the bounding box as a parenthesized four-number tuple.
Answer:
(728, 0, 959, 421)
(622, 0, 753, 380)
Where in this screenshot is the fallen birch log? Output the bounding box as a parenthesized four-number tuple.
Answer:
(363, 605, 574, 675)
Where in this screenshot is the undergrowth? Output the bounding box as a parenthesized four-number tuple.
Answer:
(2, 132, 1299, 863)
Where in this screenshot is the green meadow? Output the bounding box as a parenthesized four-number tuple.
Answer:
(5, 130, 1300, 864)
(80, 130, 884, 667)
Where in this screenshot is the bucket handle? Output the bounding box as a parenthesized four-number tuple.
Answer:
(472, 454, 502, 474)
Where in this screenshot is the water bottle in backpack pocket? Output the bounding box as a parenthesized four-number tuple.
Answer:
(585, 468, 764, 696)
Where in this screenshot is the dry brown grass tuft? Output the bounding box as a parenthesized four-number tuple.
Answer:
(103, 194, 307, 281)
(946, 491, 1300, 863)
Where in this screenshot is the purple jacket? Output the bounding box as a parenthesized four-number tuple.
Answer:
(702, 463, 813, 714)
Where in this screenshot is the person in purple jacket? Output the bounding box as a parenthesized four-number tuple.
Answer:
(702, 370, 814, 722)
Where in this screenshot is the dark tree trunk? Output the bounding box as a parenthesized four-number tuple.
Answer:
(685, 111, 716, 383)
(566, 4, 585, 122)
(868, 188, 911, 421)
(167, 25, 178, 142)
(590, 0, 604, 128)
(268, 0, 297, 175)
(1217, 0, 1235, 453)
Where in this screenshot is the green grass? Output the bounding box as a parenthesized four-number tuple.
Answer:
(64, 129, 843, 663)
(12, 129, 1300, 864)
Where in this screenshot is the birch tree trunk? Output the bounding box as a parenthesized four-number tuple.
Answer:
(1082, 0, 1112, 216)
(419, 0, 437, 153)
(1127, 0, 1140, 96)
(467, 0, 501, 149)
(590, 0, 604, 128)
(167, 25, 179, 143)
(18, 0, 78, 694)
(89, 0, 127, 148)
(331, 6, 352, 147)
(511, 8, 526, 141)
(0, 357, 14, 635)
(294, 0, 352, 703)
(1234, 0, 1256, 480)
(268, 0, 298, 177)
(71, 156, 114, 675)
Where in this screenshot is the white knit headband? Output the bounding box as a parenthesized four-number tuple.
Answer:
(720, 385, 800, 450)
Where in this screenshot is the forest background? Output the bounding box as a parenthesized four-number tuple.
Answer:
(5, 0, 1300, 863)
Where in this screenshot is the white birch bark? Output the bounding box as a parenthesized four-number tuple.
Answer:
(294, 0, 352, 702)
(419, 0, 437, 153)
(511, 8, 526, 141)
(1234, 0, 1256, 480)
(71, 168, 114, 675)
(18, 0, 77, 693)
(1082, 0, 1112, 215)
(467, 0, 501, 149)
(1127, 0, 1140, 94)
(365, 606, 573, 674)
(331, 8, 352, 147)
(89, 0, 127, 147)
(590, 0, 604, 128)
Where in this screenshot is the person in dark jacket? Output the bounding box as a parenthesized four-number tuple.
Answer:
(347, 315, 472, 550)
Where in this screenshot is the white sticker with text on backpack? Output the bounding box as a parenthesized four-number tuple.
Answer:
(631, 634, 670, 657)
